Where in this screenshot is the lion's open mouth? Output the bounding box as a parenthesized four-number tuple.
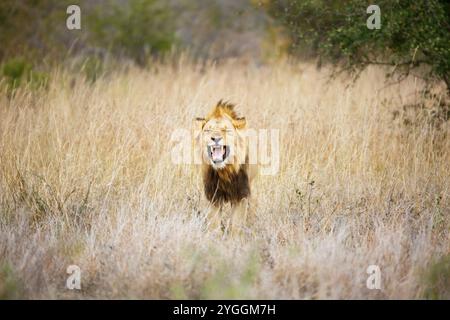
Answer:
(207, 145, 229, 163)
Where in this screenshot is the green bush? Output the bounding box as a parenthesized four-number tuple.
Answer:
(1, 57, 49, 92)
(2, 57, 32, 88)
(0, 263, 23, 299)
(423, 255, 450, 299)
(266, 0, 450, 92)
(81, 56, 105, 83)
(87, 0, 177, 65)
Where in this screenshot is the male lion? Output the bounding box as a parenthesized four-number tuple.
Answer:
(194, 100, 256, 235)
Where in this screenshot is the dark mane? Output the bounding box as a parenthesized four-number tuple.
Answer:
(203, 166, 250, 205)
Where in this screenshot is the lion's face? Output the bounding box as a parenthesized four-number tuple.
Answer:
(195, 101, 246, 171)
(201, 116, 238, 169)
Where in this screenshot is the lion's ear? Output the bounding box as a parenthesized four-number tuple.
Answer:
(233, 117, 246, 129)
(193, 117, 206, 140)
(194, 117, 206, 129)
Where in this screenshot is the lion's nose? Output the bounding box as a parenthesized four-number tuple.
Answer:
(211, 136, 222, 143)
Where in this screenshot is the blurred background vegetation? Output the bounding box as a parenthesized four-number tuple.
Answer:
(0, 0, 278, 65)
(266, 0, 450, 93)
(0, 0, 449, 94)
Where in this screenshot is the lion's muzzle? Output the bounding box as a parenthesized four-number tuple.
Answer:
(207, 143, 229, 164)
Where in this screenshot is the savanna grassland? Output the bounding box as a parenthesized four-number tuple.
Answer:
(0, 59, 449, 299)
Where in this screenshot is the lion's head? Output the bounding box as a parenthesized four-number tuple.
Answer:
(195, 100, 247, 172)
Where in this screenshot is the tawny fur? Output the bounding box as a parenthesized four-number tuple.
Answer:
(195, 100, 256, 234)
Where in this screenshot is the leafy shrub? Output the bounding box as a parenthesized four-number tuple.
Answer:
(0, 263, 23, 299)
(423, 255, 450, 299)
(1, 57, 48, 92)
(81, 56, 105, 83)
(87, 0, 176, 65)
(266, 0, 450, 92)
(2, 57, 32, 89)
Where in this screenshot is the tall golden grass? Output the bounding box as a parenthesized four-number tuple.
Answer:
(0, 58, 448, 299)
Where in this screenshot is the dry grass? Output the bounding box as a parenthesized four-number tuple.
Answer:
(0, 58, 449, 299)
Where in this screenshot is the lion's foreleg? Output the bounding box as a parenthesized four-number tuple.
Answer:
(206, 204, 222, 232)
(227, 198, 250, 236)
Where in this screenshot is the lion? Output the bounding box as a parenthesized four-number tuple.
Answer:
(194, 100, 256, 235)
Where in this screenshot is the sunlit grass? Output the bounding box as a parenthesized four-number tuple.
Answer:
(0, 59, 448, 299)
